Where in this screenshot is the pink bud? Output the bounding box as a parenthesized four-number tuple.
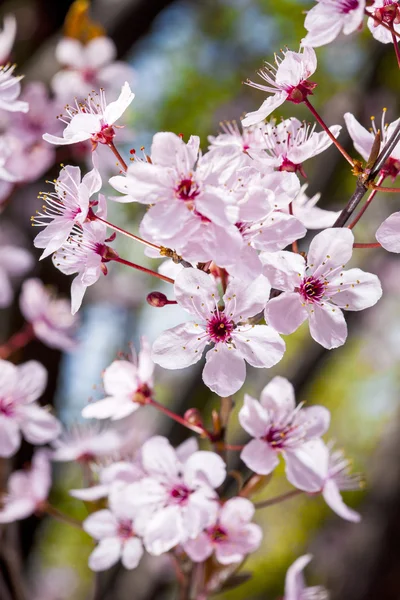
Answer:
(147, 291, 169, 307)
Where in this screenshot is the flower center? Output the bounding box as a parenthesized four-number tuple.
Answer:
(170, 484, 192, 505)
(206, 312, 234, 344)
(118, 519, 134, 540)
(287, 81, 317, 104)
(264, 425, 293, 449)
(91, 124, 115, 146)
(175, 178, 200, 202)
(299, 276, 326, 304)
(278, 157, 307, 177)
(338, 0, 359, 14)
(208, 524, 228, 543)
(372, 1, 399, 25)
(0, 398, 14, 417)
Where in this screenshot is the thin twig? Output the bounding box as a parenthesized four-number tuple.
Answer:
(107, 142, 128, 172)
(111, 256, 174, 284)
(254, 489, 303, 509)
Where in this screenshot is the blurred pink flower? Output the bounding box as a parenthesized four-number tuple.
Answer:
(51, 423, 125, 463)
(70, 460, 143, 501)
(0, 359, 61, 457)
(302, 0, 365, 48)
(376, 210, 400, 252)
(183, 497, 262, 565)
(284, 554, 328, 600)
(239, 376, 330, 489)
(0, 64, 29, 113)
(0, 241, 32, 307)
(284, 184, 340, 229)
(82, 338, 154, 421)
(0, 449, 51, 522)
(19, 278, 77, 351)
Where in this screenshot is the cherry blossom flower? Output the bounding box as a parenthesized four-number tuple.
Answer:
(183, 497, 262, 565)
(242, 47, 317, 127)
(254, 117, 342, 177)
(52, 218, 113, 315)
(263, 228, 382, 349)
(52, 424, 124, 462)
(284, 554, 328, 600)
(0, 64, 29, 113)
(0, 449, 51, 523)
(0, 242, 32, 308)
(301, 0, 365, 48)
(70, 460, 143, 501)
(367, 1, 400, 44)
(239, 376, 330, 489)
(83, 484, 144, 571)
(19, 278, 77, 351)
(32, 163, 102, 258)
(52, 36, 134, 99)
(82, 338, 154, 420)
(0, 360, 61, 458)
(109, 132, 243, 266)
(43, 82, 134, 147)
(284, 184, 340, 229)
(0, 15, 16, 64)
(376, 210, 400, 252)
(152, 268, 285, 396)
(125, 436, 226, 555)
(344, 110, 400, 179)
(208, 120, 269, 165)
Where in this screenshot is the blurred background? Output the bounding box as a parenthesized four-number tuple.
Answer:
(0, 0, 400, 598)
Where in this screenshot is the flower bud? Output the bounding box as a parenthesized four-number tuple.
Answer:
(147, 291, 169, 307)
(184, 408, 204, 428)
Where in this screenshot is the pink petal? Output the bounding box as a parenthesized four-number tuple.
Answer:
(14, 361, 47, 403)
(307, 228, 354, 279)
(223, 274, 270, 321)
(143, 505, 183, 555)
(121, 537, 143, 570)
(103, 82, 134, 125)
(233, 324, 285, 368)
(184, 451, 226, 489)
(141, 436, 179, 479)
(82, 397, 137, 420)
(284, 439, 329, 492)
(151, 322, 208, 369)
(254, 213, 306, 253)
(175, 437, 199, 463)
(174, 268, 220, 320)
(220, 497, 255, 526)
(265, 292, 308, 334)
(295, 405, 331, 439)
(137, 337, 154, 384)
(183, 532, 213, 562)
(344, 112, 373, 162)
(202, 345, 246, 396)
(322, 479, 361, 523)
(85, 37, 116, 68)
(241, 92, 288, 127)
(284, 554, 312, 600)
(103, 360, 138, 396)
(19, 404, 61, 444)
(88, 537, 122, 571)
(328, 268, 382, 310)
(376, 211, 400, 253)
(83, 510, 118, 540)
(308, 303, 347, 349)
(259, 376, 296, 418)
(0, 415, 21, 457)
(238, 394, 271, 438)
(240, 439, 279, 475)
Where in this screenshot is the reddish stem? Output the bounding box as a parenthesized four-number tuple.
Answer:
(0, 323, 34, 359)
(107, 142, 128, 172)
(147, 398, 209, 436)
(392, 32, 400, 69)
(289, 202, 299, 253)
(303, 99, 354, 166)
(111, 256, 174, 284)
(353, 242, 381, 248)
(371, 184, 400, 193)
(254, 489, 303, 509)
(43, 503, 82, 529)
(348, 173, 385, 229)
(223, 444, 244, 451)
(94, 215, 161, 252)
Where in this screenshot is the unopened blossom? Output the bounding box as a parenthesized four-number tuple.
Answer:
(0, 449, 51, 523)
(376, 211, 400, 252)
(284, 554, 329, 600)
(0, 64, 29, 113)
(239, 377, 330, 489)
(109, 132, 243, 266)
(19, 278, 77, 351)
(344, 110, 400, 179)
(255, 117, 342, 177)
(52, 218, 113, 315)
(367, 1, 400, 44)
(52, 36, 134, 99)
(264, 228, 382, 349)
(82, 338, 154, 420)
(43, 82, 134, 147)
(126, 436, 226, 555)
(0, 14, 16, 64)
(152, 268, 285, 396)
(70, 460, 143, 501)
(0, 360, 61, 458)
(52, 424, 124, 462)
(83, 484, 144, 571)
(32, 163, 102, 259)
(242, 47, 317, 127)
(285, 184, 340, 229)
(183, 497, 262, 565)
(302, 0, 365, 48)
(0, 241, 32, 307)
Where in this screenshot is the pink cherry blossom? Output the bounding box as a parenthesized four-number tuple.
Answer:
(82, 338, 154, 420)
(0, 15, 16, 64)
(152, 268, 285, 397)
(284, 184, 340, 229)
(0, 360, 61, 458)
(284, 554, 328, 600)
(51, 424, 124, 462)
(43, 82, 134, 147)
(52, 36, 134, 99)
(367, 1, 400, 44)
(125, 436, 226, 555)
(302, 0, 365, 48)
(183, 497, 262, 565)
(239, 376, 330, 489)
(254, 117, 342, 176)
(19, 278, 77, 351)
(52, 218, 112, 314)
(242, 47, 317, 127)
(376, 210, 400, 252)
(208, 120, 269, 165)
(263, 228, 382, 349)
(32, 163, 102, 259)
(83, 484, 144, 571)
(344, 110, 400, 179)
(0, 241, 32, 308)
(0, 449, 51, 522)
(109, 132, 243, 266)
(70, 460, 143, 501)
(0, 64, 29, 113)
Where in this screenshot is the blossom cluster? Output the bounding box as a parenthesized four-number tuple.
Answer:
(0, 1, 399, 598)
